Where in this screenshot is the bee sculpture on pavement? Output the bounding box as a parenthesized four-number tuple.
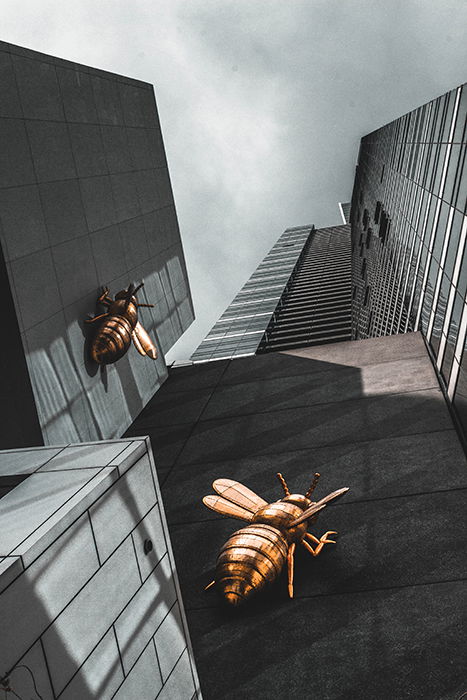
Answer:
(86, 282, 157, 365)
(203, 472, 349, 606)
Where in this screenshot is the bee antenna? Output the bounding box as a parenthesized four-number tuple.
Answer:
(133, 281, 144, 296)
(305, 472, 321, 499)
(276, 472, 290, 496)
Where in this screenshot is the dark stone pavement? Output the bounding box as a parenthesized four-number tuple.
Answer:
(126, 332, 467, 700)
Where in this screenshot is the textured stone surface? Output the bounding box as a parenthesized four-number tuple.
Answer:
(130, 333, 467, 699)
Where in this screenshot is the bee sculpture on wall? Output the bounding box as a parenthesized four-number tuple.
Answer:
(86, 283, 158, 365)
(203, 472, 348, 606)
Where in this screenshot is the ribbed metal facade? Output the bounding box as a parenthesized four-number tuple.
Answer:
(190, 226, 313, 362)
(351, 82, 467, 436)
(257, 224, 352, 352)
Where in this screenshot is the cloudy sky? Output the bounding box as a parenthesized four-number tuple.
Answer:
(2, 0, 466, 360)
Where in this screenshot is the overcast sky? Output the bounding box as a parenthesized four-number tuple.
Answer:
(2, 0, 466, 360)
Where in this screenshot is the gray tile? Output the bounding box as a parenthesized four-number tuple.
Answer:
(79, 175, 116, 231)
(39, 179, 88, 246)
(201, 355, 439, 421)
(112, 641, 162, 700)
(10, 249, 61, 329)
(100, 125, 132, 172)
(114, 553, 176, 673)
(69, 123, 108, 177)
(90, 224, 127, 283)
(59, 628, 124, 700)
(0, 447, 63, 476)
(91, 75, 124, 125)
(133, 387, 213, 428)
(156, 168, 173, 209)
(119, 84, 154, 128)
(52, 235, 98, 306)
(0, 118, 35, 187)
(154, 603, 186, 682)
(42, 535, 140, 696)
(187, 581, 467, 700)
(127, 128, 155, 170)
(109, 439, 147, 475)
(12, 640, 55, 700)
(11, 468, 117, 566)
(0, 467, 102, 555)
(12, 55, 64, 120)
(26, 120, 76, 182)
(89, 453, 157, 562)
(0, 184, 48, 261)
(132, 503, 167, 580)
(136, 169, 160, 216)
(110, 171, 141, 222)
(0, 556, 23, 593)
(0, 50, 22, 117)
(39, 442, 128, 471)
(0, 512, 99, 675)
(165, 360, 229, 393)
(176, 388, 452, 465)
(157, 649, 195, 700)
(119, 215, 150, 271)
(163, 429, 467, 524)
(57, 67, 98, 122)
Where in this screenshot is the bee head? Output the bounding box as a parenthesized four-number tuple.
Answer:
(283, 493, 311, 509)
(116, 282, 144, 305)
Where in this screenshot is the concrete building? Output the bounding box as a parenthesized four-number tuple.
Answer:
(190, 223, 352, 361)
(351, 83, 467, 438)
(0, 40, 194, 449)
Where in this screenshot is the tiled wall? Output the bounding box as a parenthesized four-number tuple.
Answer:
(0, 438, 201, 699)
(0, 41, 194, 445)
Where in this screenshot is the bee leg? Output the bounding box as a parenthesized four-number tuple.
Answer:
(302, 531, 338, 557)
(85, 313, 108, 324)
(97, 287, 112, 306)
(287, 543, 296, 598)
(204, 580, 216, 592)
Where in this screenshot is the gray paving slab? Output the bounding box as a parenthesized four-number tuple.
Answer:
(131, 503, 167, 581)
(69, 122, 108, 178)
(26, 120, 76, 182)
(89, 453, 157, 563)
(58, 627, 124, 700)
(0, 184, 48, 261)
(100, 124, 131, 170)
(199, 355, 438, 421)
(175, 388, 452, 465)
(91, 75, 124, 125)
(154, 602, 186, 682)
(114, 553, 176, 674)
(132, 387, 214, 428)
(41, 535, 140, 696)
(162, 429, 467, 525)
(52, 235, 99, 307)
(57, 67, 98, 123)
(186, 580, 467, 700)
(112, 640, 162, 700)
(0, 512, 99, 675)
(0, 118, 35, 188)
(38, 442, 129, 471)
(39, 179, 88, 246)
(157, 649, 196, 700)
(10, 248, 62, 329)
(12, 54, 64, 120)
(0, 447, 63, 476)
(79, 174, 116, 232)
(0, 50, 22, 118)
(10, 640, 55, 700)
(90, 223, 127, 283)
(0, 556, 23, 593)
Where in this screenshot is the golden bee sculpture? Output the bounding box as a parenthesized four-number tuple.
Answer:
(203, 472, 349, 606)
(86, 283, 157, 365)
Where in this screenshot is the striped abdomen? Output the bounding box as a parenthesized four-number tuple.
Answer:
(91, 316, 133, 365)
(215, 524, 288, 606)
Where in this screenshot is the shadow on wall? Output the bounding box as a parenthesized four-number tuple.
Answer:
(1, 452, 186, 699)
(128, 348, 467, 700)
(24, 252, 194, 445)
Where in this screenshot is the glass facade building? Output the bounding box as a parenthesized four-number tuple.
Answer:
(190, 222, 352, 362)
(351, 83, 467, 434)
(258, 224, 351, 352)
(190, 225, 313, 362)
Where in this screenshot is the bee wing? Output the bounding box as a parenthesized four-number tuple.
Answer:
(132, 321, 157, 359)
(212, 478, 268, 513)
(203, 495, 254, 522)
(288, 487, 349, 527)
